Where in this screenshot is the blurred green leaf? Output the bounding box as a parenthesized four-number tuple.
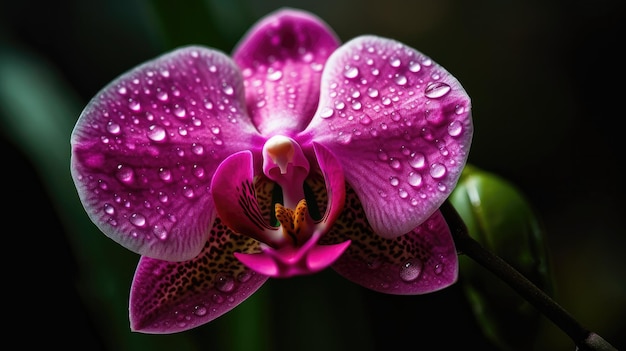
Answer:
(450, 164, 554, 351)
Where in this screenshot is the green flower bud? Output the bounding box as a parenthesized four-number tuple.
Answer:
(450, 164, 554, 351)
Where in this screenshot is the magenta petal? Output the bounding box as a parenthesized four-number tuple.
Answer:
(312, 142, 345, 231)
(236, 236, 351, 278)
(211, 150, 281, 245)
(130, 225, 268, 333)
(331, 209, 458, 295)
(232, 8, 341, 135)
(303, 36, 473, 238)
(70, 46, 261, 261)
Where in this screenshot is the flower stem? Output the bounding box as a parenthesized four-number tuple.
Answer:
(440, 200, 617, 351)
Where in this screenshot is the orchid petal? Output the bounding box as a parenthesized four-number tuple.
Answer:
(211, 150, 281, 246)
(303, 36, 473, 238)
(129, 219, 268, 333)
(232, 8, 341, 135)
(325, 186, 458, 294)
(236, 234, 350, 278)
(312, 142, 345, 232)
(70, 46, 262, 261)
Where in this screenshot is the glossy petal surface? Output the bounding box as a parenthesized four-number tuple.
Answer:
(130, 219, 267, 333)
(325, 185, 458, 294)
(303, 35, 473, 238)
(71, 46, 262, 261)
(211, 150, 281, 246)
(233, 8, 341, 135)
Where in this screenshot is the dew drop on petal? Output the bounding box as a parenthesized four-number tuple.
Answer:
(400, 258, 423, 282)
(448, 120, 463, 136)
(320, 107, 334, 118)
(367, 87, 379, 98)
(409, 61, 421, 73)
(104, 203, 115, 215)
(159, 168, 172, 182)
(193, 305, 207, 316)
(344, 65, 359, 79)
(222, 83, 234, 95)
(408, 171, 422, 187)
(183, 186, 195, 198)
(116, 165, 134, 183)
(424, 82, 451, 99)
(191, 143, 204, 155)
(130, 213, 147, 227)
(394, 74, 407, 86)
(389, 176, 399, 186)
(107, 121, 121, 135)
(409, 152, 426, 169)
(267, 69, 283, 81)
(147, 125, 166, 141)
(215, 274, 235, 293)
(430, 163, 447, 179)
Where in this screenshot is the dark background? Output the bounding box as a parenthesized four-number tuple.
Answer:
(1, 0, 624, 350)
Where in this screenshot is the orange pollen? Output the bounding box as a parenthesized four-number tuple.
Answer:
(274, 199, 309, 245)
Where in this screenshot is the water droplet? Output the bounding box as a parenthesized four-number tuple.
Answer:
(351, 101, 362, 110)
(388, 158, 401, 170)
(117, 86, 127, 95)
(424, 82, 451, 99)
(408, 61, 421, 73)
(389, 56, 401, 67)
(408, 171, 422, 187)
(183, 186, 195, 198)
(215, 274, 235, 293)
(409, 152, 426, 169)
(367, 87, 379, 98)
(434, 263, 444, 275)
(193, 165, 205, 178)
(267, 69, 283, 81)
(394, 74, 407, 86)
(237, 271, 252, 283)
(116, 165, 134, 183)
(174, 105, 187, 118)
(104, 203, 115, 215)
(147, 125, 166, 141)
(343, 65, 359, 79)
(159, 168, 172, 182)
(389, 176, 399, 186)
(157, 90, 169, 101)
(400, 258, 423, 282)
(222, 83, 234, 95)
(128, 100, 141, 111)
(430, 163, 447, 179)
(448, 120, 463, 136)
(191, 143, 204, 155)
(359, 115, 372, 125)
(398, 188, 408, 198)
(193, 305, 207, 316)
(320, 107, 334, 118)
(130, 213, 147, 227)
(106, 121, 121, 134)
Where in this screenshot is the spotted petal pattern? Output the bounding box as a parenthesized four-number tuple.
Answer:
(324, 186, 458, 294)
(303, 36, 472, 239)
(129, 218, 266, 333)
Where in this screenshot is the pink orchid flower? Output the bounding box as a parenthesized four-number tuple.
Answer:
(70, 8, 473, 333)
